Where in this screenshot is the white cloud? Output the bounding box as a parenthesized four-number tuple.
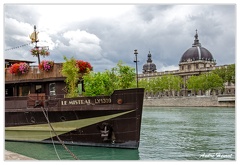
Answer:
(5, 18, 33, 42)
(3, 4, 236, 72)
(160, 65, 179, 72)
(62, 29, 102, 59)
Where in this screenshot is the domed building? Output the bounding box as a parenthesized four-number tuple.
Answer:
(179, 30, 216, 72)
(139, 30, 235, 98)
(142, 51, 157, 73)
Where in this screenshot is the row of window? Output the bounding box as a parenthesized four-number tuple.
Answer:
(181, 63, 213, 70)
(5, 83, 56, 97)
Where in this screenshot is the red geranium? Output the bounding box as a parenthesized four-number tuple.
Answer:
(9, 63, 20, 74)
(9, 62, 29, 74)
(76, 60, 93, 74)
(39, 60, 54, 71)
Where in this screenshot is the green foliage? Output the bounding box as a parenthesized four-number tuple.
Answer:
(61, 56, 80, 98)
(83, 61, 136, 96)
(226, 64, 235, 84)
(187, 72, 224, 92)
(212, 64, 235, 84)
(186, 76, 201, 92)
(139, 75, 183, 94)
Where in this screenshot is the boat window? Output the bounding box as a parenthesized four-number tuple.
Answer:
(36, 85, 42, 93)
(49, 83, 56, 96)
(5, 87, 13, 96)
(18, 86, 30, 96)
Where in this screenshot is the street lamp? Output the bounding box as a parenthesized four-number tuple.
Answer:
(134, 49, 139, 88)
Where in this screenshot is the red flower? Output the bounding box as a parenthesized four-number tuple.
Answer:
(39, 60, 54, 71)
(76, 60, 93, 74)
(9, 63, 20, 74)
(9, 63, 29, 74)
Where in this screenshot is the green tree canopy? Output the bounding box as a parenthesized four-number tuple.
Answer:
(61, 56, 80, 98)
(139, 74, 183, 94)
(212, 64, 235, 84)
(83, 61, 136, 96)
(187, 72, 224, 92)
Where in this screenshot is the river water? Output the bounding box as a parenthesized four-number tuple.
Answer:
(5, 107, 235, 160)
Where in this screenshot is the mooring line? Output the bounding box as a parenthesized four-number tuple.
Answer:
(46, 109, 61, 160)
(41, 107, 79, 160)
(49, 130, 61, 160)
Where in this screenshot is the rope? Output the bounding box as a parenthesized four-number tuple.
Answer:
(50, 130, 61, 160)
(4, 43, 32, 51)
(45, 109, 61, 160)
(41, 107, 79, 160)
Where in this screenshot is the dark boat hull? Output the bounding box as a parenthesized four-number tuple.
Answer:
(5, 88, 144, 149)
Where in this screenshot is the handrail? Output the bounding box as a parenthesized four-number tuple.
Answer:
(5, 63, 65, 82)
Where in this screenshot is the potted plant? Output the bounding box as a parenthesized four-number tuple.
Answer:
(39, 60, 54, 72)
(9, 62, 29, 75)
(31, 47, 50, 57)
(76, 60, 93, 74)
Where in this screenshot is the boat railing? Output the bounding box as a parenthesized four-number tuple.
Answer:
(5, 63, 65, 82)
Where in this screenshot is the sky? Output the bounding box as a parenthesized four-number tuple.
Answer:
(3, 3, 236, 73)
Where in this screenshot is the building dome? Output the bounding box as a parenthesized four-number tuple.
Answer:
(180, 30, 214, 62)
(143, 51, 157, 73)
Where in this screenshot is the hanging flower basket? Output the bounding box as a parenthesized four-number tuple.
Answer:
(39, 60, 54, 72)
(31, 47, 50, 57)
(9, 62, 29, 75)
(76, 60, 93, 74)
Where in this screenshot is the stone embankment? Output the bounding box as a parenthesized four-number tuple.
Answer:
(5, 150, 36, 160)
(143, 96, 235, 107)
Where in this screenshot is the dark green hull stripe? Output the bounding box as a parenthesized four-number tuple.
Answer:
(5, 110, 135, 141)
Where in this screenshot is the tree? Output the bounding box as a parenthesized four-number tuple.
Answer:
(83, 61, 136, 96)
(83, 72, 108, 96)
(203, 72, 224, 91)
(113, 61, 136, 89)
(226, 64, 235, 84)
(212, 64, 235, 84)
(61, 56, 80, 98)
(61, 56, 93, 97)
(139, 74, 183, 96)
(187, 72, 223, 94)
(186, 75, 201, 93)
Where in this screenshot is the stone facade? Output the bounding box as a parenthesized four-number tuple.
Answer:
(138, 30, 235, 98)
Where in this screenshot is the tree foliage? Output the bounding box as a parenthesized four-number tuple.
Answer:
(186, 72, 224, 92)
(139, 74, 183, 95)
(61, 56, 80, 98)
(186, 76, 201, 92)
(212, 64, 235, 84)
(83, 61, 136, 96)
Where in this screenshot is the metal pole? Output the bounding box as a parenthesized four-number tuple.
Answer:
(134, 49, 138, 88)
(34, 25, 40, 65)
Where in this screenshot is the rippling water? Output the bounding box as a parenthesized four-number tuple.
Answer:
(5, 107, 235, 160)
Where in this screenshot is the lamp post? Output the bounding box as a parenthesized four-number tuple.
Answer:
(134, 49, 139, 88)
